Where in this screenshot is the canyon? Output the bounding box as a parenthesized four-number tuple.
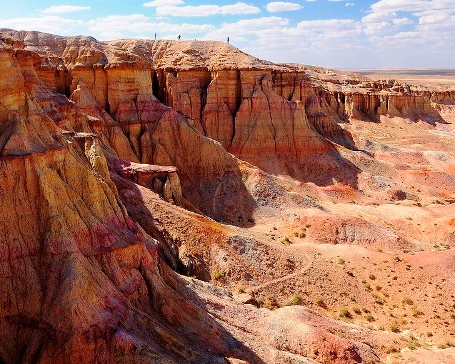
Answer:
(1, 28, 455, 364)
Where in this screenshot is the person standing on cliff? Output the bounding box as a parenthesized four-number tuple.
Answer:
(177, 34, 181, 40)
(154, 33, 157, 40)
(227, 37, 229, 44)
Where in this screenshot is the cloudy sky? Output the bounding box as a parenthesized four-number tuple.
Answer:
(1, 0, 454, 69)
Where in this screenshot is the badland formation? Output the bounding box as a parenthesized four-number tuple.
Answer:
(1, 29, 455, 363)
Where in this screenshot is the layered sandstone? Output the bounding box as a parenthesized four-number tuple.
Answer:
(1, 28, 455, 364)
(0, 34, 381, 363)
(3, 29, 452, 190)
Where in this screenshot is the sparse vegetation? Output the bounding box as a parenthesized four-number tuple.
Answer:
(213, 269, 223, 280)
(280, 237, 292, 246)
(339, 307, 352, 319)
(365, 313, 375, 322)
(438, 341, 455, 349)
(288, 294, 303, 306)
(402, 296, 414, 305)
(352, 307, 362, 314)
(369, 274, 376, 280)
(407, 335, 420, 350)
(338, 257, 345, 265)
(390, 323, 400, 333)
(262, 294, 280, 310)
(298, 226, 308, 238)
(386, 346, 399, 354)
(315, 296, 325, 307)
(372, 294, 384, 305)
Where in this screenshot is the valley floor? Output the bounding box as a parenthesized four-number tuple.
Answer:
(213, 115, 455, 363)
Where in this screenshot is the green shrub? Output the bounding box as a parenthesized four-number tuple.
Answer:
(365, 313, 375, 322)
(315, 296, 325, 307)
(265, 295, 280, 309)
(213, 269, 223, 280)
(289, 294, 303, 306)
(280, 237, 292, 245)
(372, 294, 384, 305)
(411, 306, 423, 317)
(339, 308, 352, 319)
(402, 296, 414, 305)
(439, 341, 455, 349)
(352, 307, 362, 314)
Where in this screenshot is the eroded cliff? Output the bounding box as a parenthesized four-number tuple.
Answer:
(1, 29, 455, 364)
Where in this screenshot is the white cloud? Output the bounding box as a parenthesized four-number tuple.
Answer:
(221, 3, 261, 14)
(362, 11, 395, 23)
(201, 15, 370, 67)
(363, 21, 391, 36)
(393, 17, 413, 25)
(345, 3, 355, 6)
(42, 5, 91, 14)
(157, 5, 219, 16)
(143, 0, 184, 7)
(360, 0, 455, 67)
(365, 1, 455, 37)
(371, 0, 427, 13)
(370, 0, 454, 13)
(266, 2, 303, 13)
(0, 16, 83, 34)
(86, 14, 215, 39)
(156, 3, 260, 16)
(296, 18, 362, 35)
(206, 16, 288, 37)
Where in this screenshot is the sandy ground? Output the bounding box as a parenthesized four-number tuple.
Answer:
(352, 69, 455, 91)
(217, 113, 455, 363)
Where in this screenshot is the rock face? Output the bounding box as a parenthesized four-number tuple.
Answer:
(1, 29, 454, 364)
(154, 66, 358, 186)
(3, 29, 452, 190)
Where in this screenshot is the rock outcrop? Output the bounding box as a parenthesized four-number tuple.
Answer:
(1, 28, 455, 363)
(3, 29, 453, 190)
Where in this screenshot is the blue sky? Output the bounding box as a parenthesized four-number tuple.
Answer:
(1, 0, 454, 69)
